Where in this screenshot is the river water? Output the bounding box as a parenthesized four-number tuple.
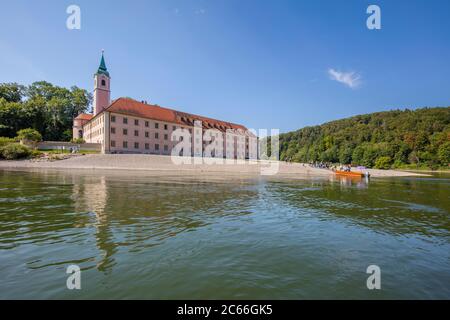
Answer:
(0, 169, 449, 299)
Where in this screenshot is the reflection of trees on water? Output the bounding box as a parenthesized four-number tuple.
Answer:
(0, 170, 91, 250)
(266, 177, 450, 239)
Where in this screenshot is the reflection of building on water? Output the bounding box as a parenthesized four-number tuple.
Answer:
(72, 175, 108, 215)
(69, 173, 261, 273)
(72, 175, 117, 273)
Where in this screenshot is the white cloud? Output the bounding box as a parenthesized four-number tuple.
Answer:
(195, 9, 206, 15)
(328, 68, 361, 89)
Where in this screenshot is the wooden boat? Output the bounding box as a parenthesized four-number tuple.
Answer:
(334, 170, 365, 178)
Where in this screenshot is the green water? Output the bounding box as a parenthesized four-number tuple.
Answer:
(0, 169, 449, 299)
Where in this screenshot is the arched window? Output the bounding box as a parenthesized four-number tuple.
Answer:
(101, 79, 106, 86)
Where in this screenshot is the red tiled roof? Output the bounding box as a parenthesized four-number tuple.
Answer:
(75, 113, 93, 120)
(105, 98, 249, 132)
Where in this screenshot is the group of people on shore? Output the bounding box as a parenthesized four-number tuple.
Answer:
(308, 161, 353, 172)
(338, 165, 353, 172)
(68, 146, 79, 154)
(308, 161, 332, 169)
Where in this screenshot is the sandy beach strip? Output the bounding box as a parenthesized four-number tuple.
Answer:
(0, 154, 429, 178)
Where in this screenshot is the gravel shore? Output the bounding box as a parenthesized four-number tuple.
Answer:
(0, 154, 427, 178)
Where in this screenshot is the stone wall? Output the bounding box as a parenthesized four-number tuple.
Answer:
(37, 141, 102, 151)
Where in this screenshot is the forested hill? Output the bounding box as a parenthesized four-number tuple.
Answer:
(278, 107, 450, 169)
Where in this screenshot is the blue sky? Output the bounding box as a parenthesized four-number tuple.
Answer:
(0, 0, 449, 132)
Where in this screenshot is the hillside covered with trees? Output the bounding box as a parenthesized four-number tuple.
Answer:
(0, 82, 92, 141)
(278, 107, 450, 169)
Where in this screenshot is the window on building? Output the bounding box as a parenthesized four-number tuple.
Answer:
(164, 145, 168, 152)
(172, 126, 176, 130)
(111, 116, 116, 122)
(134, 130, 139, 137)
(180, 136, 183, 141)
(134, 142, 139, 149)
(111, 140, 115, 147)
(123, 141, 128, 148)
(155, 144, 160, 151)
(135, 119, 139, 126)
(145, 131, 149, 138)
(155, 123, 159, 129)
(155, 133, 159, 139)
(164, 124, 168, 130)
(111, 127, 115, 134)
(145, 143, 149, 150)
(101, 79, 106, 86)
(123, 129, 128, 135)
(164, 134, 168, 140)
(145, 121, 149, 127)
(123, 117, 128, 124)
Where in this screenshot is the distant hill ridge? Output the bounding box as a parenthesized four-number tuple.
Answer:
(278, 107, 450, 169)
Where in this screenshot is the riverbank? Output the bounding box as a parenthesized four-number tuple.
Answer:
(0, 154, 428, 178)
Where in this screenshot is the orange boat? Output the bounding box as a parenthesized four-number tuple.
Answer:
(334, 170, 365, 178)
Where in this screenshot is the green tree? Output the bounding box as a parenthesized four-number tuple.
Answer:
(0, 83, 25, 102)
(0, 81, 92, 141)
(394, 142, 411, 164)
(438, 142, 450, 166)
(62, 129, 73, 142)
(338, 145, 353, 164)
(352, 145, 366, 165)
(374, 156, 392, 169)
(362, 145, 378, 167)
(17, 128, 42, 142)
(0, 99, 28, 137)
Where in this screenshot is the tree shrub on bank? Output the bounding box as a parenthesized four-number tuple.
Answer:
(0, 143, 31, 160)
(0, 137, 15, 147)
(17, 128, 42, 143)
